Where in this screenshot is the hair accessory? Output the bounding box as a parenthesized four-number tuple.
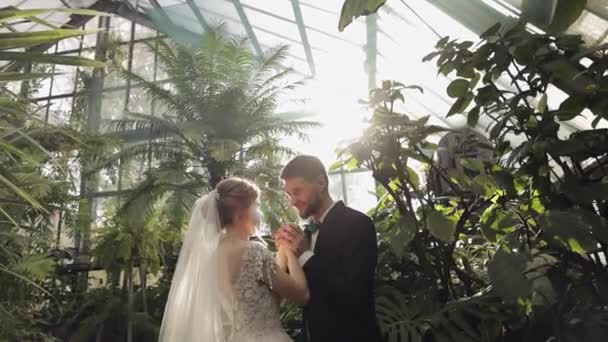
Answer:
(211, 190, 220, 201)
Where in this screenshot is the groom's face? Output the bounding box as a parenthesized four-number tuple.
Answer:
(283, 176, 324, 219)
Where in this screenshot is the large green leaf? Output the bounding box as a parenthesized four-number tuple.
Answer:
(480, 23, 501, 39)
(447, 79, 470, 98)
(539, 210, 597, 254)
(480, 205, 519, 242)
(548, 0, 587, 33)
(557, 95, 586, 121)
(0, 8, 108, 24)
(471, 174, 498, 198)
(0, 72, 59, 82)
(559, 178, 608, 204)
(0, 29, 98, 50)
(424, 207, 456, 242)
(405, 166, 420, 190)
(467, 106, 480, 127)
(338, 0, 387, 31)
(574, 208, 608, 245)
(447, 94, 473, 116)
(488, 247, 531, 301)
(390, 212, 417, 257)
(0, 51, 106, 67)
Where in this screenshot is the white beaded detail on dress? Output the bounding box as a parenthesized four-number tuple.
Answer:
(230, 242, 292, 342)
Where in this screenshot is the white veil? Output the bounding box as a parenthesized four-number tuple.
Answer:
(158, 191, 233, 342)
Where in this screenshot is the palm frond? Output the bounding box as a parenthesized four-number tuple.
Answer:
(106, 115, 176, 137)
(251, 119, 320, 141)
(86, 141, 188, 174)
(115, 67, 185, 116)
(0, 169, 44, 210)
(148, 38, 177, 65)
(253, 44, 290, 80)
(0, 264, 52, 297)
(251, 67, 296, 97)
(248, 79, 304, 110)
(12, 253, 54, 281)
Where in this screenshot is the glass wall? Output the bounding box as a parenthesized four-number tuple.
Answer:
(9, 0, 608, 230)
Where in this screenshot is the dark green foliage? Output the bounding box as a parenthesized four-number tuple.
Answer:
(337, 19, 608, 341)
(0, 7, 108, 340)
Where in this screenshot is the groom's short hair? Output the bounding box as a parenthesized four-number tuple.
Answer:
(280, 155, 328, 187)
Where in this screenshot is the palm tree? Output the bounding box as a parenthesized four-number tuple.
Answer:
(87, 28, 317, 341)
(98, 27, 318, 225)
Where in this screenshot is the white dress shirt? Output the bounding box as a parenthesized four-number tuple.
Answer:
(298, 201, 337, 265)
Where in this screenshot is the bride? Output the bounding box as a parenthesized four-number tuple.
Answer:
(158, 177, 309, 342)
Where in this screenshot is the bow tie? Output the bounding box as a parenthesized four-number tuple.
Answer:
(304, 221, 321, 235)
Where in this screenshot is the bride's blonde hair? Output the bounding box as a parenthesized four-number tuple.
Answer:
(215, 177, 259, 228)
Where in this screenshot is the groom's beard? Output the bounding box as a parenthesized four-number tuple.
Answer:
(300, 192, 323, 219)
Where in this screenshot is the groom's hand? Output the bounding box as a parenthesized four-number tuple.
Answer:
(278, 224, 309, 257)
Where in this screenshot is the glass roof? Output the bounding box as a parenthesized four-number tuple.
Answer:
(4, 0, 608, 165)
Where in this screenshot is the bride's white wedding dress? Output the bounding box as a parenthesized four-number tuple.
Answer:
(230, 241, 292, 342)
(158, 193, 292, 342)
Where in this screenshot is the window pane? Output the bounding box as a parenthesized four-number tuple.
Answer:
(328, 174, 345, 203)
(128, 87, 152, 114)
(132, 42, 157, 81)
(344, 171, 377, 213)
(101, 89, 126, 125)
(120, 152, 148, 190)
(45, 96, 73, 125)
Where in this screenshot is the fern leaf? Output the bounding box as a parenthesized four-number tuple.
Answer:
(13, 254, 54, 280)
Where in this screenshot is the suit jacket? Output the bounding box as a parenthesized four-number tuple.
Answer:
(302, 201, 382, 342)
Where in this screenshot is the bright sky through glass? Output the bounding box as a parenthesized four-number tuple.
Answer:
(8, 0, 608, 211)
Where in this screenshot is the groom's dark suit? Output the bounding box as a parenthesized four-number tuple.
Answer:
(302, 201, 381, 342)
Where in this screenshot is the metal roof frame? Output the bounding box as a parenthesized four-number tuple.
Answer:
(289, 0, 315, 77)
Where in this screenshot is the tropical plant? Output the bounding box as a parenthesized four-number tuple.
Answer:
(333, 81, 508, 341)
(0, 6, 107, 340)
(336, 0, 588, 33)
(71, 27, 317, 342)
(95, 27, 318, 230)
(335, 17, 608, 341)
(423, 20, 608, 337)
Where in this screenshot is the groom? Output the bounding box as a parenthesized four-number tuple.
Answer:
(277, 155, 382, 342)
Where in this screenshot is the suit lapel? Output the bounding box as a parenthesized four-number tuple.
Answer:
(313, 201, 345, 255)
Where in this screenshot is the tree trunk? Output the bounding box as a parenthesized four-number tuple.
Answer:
(111, 265, 121, 289)
(127, 257, 134, 342)
(95, 323, 103, 342)
(208, 160, 226, 188)
(139, 263, 148, 314)
(122, 267, 128, 293)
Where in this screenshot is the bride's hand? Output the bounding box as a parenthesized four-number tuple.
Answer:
(282, 246, 297, 261)
(275, 232, 288, 271)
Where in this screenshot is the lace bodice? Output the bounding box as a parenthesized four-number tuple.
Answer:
(231, 242, 290, 340)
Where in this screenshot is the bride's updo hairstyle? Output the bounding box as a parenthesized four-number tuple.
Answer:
(215, 177, 259, 228)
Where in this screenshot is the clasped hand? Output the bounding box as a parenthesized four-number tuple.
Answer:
(275, 223, 309, 257)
